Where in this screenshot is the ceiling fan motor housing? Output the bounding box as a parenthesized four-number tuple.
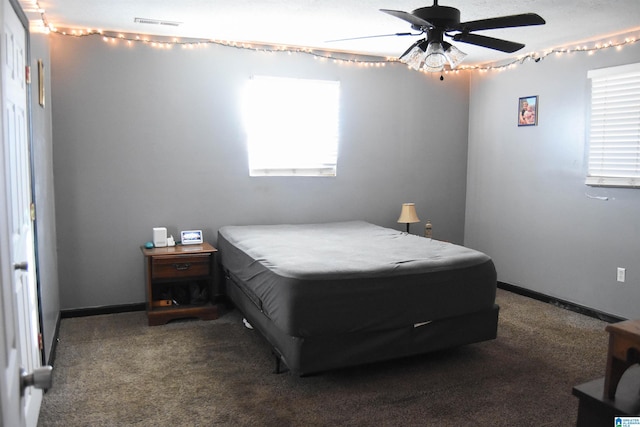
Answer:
(411, 6, 460, 30)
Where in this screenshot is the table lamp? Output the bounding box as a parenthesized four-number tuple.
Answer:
(397, 203, 420, 233)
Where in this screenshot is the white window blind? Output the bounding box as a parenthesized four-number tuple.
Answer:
(586, 62, 640, 187)
(242, 76, 340, 177)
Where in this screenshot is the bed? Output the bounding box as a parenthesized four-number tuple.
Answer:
(218, 221, 499, 375)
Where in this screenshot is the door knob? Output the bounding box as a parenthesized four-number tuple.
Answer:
(13, 261, 28, 271)
(20, 366, 53, 396)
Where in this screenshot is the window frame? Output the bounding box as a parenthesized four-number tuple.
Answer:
(242, 75, 341, 178)
(586, 62, 640, 188)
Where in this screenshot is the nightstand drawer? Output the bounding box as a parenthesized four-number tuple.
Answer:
(151, 254, 211, 279)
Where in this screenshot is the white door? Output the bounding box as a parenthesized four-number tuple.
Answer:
(0, 0, 46, 426)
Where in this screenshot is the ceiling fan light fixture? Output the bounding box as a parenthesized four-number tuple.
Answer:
(443, 42, 467, 68)
(423, 41, 448, 71)
(399, 39, 467, 72)
(399, 40, 428, 70)
(403, 49, 425, 70)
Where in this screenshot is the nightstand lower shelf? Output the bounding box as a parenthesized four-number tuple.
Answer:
(147, 303, 219, 326)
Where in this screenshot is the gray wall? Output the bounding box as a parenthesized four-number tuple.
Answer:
(465, 42, 640, 319)
(50, 35, 471, 310)
(30, 33, 59, 363)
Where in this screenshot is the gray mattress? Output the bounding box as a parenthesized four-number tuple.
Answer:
(218, 221, 497, 338)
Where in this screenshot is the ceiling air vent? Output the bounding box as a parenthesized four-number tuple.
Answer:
(134, 17, 182, 27)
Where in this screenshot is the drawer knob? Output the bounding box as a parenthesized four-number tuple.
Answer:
(173, 263, 191, 271)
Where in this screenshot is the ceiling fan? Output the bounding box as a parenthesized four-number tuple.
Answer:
(378, 0, 545, 72)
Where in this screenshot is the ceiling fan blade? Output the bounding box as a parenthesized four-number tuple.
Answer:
(452, 33, 525, 53)
(457, 13, 545, 32)
(380, 9, 434, 30)
(325, 32, 419, 43)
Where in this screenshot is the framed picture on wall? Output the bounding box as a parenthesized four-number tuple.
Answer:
(518, 96, 538, 126)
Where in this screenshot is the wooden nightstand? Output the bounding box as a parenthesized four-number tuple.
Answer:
(604, 319, 640, 398)
(141, 242, 219, 326)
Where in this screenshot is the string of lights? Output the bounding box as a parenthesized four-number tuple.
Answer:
(18, 0, 640, 74)
(55, 28, 394, 68)
(459, 35, 640, 73)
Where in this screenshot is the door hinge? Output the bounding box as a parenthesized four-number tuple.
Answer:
(30, 203, 36, 221)
(26, 65, 31, 84)
(38, 333, 44, 351)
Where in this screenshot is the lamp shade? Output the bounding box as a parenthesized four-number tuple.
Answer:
(397, 203, 420, 224)
(423, 42, 448, 72)
(443, 42, 467, 68)
(399, 39, 429, 71)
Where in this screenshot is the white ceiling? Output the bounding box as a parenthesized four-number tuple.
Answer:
(34, 0, 640, 66)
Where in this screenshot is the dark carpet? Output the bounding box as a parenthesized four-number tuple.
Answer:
(38, 289, 610, 426)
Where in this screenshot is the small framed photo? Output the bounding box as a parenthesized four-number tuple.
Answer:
(518, 96, 538, 126)
(180, 230, 203, 245)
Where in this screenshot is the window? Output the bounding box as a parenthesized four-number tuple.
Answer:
(242, 76, 340, 177)
(586, 63, 640, 187)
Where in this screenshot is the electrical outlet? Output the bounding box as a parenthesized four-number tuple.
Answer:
(617, 267, 626, 283)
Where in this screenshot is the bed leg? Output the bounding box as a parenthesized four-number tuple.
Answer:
(273, 354, 281, 374)
(272, 352, 288, 374)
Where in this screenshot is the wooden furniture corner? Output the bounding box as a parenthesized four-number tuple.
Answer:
(604, 319, 640, 399)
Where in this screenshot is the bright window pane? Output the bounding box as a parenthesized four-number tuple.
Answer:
(242, 76, 340, 177)
(587, 63, 640, 188)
